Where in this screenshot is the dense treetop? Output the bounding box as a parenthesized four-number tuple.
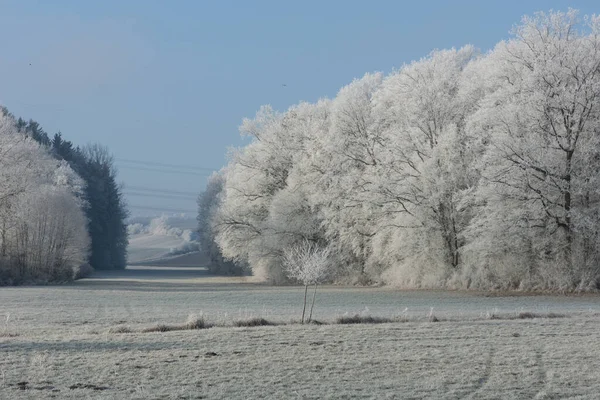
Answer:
(199, 10, 600, 291)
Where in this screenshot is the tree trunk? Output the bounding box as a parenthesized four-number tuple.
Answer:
(564, 149, 573, 271)
(308, 283, 318, 323)
(301, 284, 308, 324)
(0, 223, 6, 257)
(438, 201, 459, 268)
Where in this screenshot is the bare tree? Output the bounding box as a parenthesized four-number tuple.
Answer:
(282, 240, 331, 323)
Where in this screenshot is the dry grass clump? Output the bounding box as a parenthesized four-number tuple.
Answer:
(139, 315, 211, 333)
(185, 315, 209, 329)
(517, 312, 566, 319)
(233, 317, 276, 327)
(488, 311, 567, 320)
(141, 324, 177, 333)
(107, 325, 133, 334)
(517, 312, 538, 319)
(109, 311, 570, 335)
(336, 315, 393, 325)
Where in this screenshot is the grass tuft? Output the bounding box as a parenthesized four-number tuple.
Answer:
(185, 315, 209, 330)
(141, 315, 212, 333)
(518, 311, 566, 319)
(545, 312, 567, 319)
(336, 315, 393, 325)
(233, 317, 276, 327)
(112, 310, 569, 335)
(141, 324, 177, 333)
(108, 326, 132, 334)
(517, 312, 537, 319)
(488, 311, 568, 320)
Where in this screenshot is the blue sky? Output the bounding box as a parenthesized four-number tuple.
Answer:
(0, 0, 597, 216)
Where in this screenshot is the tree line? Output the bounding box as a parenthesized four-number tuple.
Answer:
(198, 10, 600, 291)
(0, 107, 128, 285)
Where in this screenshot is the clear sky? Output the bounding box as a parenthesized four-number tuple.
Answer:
(0, 0, 597, 216)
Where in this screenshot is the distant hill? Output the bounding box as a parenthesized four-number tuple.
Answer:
(127, 216, 201, 265)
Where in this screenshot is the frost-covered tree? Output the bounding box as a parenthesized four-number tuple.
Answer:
(197, 172, 246, 275)
(12, 186, 89, 280)
(0, 108, 90, 284)
(215, 103, 330, 282)
(263, 101, 332, 278)
(313, 73, 384, 282)
(370, 46, 480, 286)
(210, 9, 600, 291)
(283, 240, 331, 323)
(13, 114, 129, 271)
(464, 10, 600, 290)
(214, 106, 295, 281)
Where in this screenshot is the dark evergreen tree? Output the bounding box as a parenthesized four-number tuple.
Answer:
(22, 120, 50, 146)
(80, 144, 129, 270)
(51, 132, 73, 160)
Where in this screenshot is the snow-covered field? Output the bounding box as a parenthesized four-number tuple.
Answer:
(127, 216, 200, 264)
(127, 234, 192, 263)
(2, 266, 600, 399)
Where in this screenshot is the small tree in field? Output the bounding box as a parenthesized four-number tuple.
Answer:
(283, 240, 331, 324)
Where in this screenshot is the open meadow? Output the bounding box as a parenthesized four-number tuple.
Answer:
(2, 264, 600, 399)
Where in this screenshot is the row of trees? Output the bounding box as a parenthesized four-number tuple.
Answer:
(0, 107, 128, 284)
(199, 10, 600, 291)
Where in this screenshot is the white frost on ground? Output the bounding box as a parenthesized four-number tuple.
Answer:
(2, 266, 600, 399)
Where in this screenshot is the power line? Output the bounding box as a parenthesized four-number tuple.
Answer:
(118, 165, 213, 176)
(128, 204, 197, 214)
(124, 191, 198, 201)
(116, 158, 218, 172)
(124, 185, 200, 197)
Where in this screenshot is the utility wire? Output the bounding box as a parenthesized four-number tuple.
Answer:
(116, 158, 218, 172)
(124, 191, 198, 201)
(118, 165, 213, 176)
(128, 204, 197, 214)
(124, 185, 199, 197)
